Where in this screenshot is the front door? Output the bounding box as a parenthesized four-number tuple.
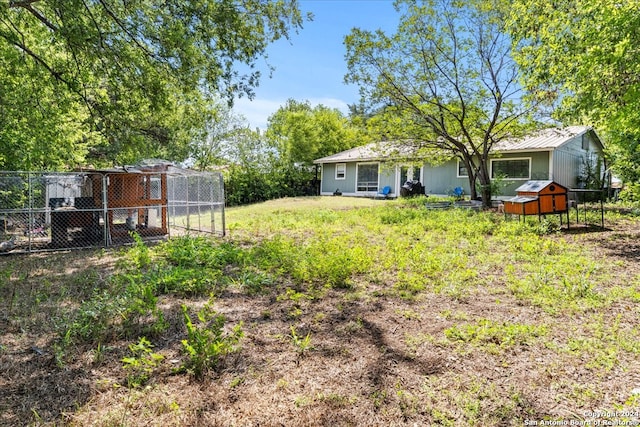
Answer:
(397, 165, 423, 194)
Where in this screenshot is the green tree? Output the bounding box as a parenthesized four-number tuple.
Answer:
(224, 127, 321, 205)
(0, 0, 306, 170)
(506, 0, 640, 181)
(266, 99, 361, 165)
(344, 0, 540, 206)
(189, 100, 252, 171)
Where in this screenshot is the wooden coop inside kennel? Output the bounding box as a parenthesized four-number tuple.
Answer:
(89, 164, 169, 241)
(48, 164, 169, 246)
(503, 180, 570, 225)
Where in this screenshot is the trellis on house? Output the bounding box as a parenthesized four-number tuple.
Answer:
(0, 161, 225, 254)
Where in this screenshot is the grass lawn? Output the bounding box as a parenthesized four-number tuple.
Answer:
(1, 196, 640, 426)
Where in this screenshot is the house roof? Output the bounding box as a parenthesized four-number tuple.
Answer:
(492, 126, 600, 152)
(313, 126, 602, 164)
(313, 142, 416, 164)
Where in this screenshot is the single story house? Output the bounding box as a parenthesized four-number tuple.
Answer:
(313, 126, 605, 198)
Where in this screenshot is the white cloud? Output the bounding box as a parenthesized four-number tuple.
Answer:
(233, 96, 351, 131)
(232, 97, 283, 131)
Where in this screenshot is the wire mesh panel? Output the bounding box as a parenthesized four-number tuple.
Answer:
(103, 171, 169, 245)
(0, 167, 224, 255)
(0, 172, 107, 253)
(167, 171, 225, 236)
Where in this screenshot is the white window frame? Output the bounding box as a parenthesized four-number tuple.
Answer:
(490, 157, 531, 180)
(335, 163, 346, 180)
(356, 162, 379, 192)
(456, 160, 469, 178)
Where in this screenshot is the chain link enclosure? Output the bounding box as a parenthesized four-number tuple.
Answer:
(0, 165, 225, 254)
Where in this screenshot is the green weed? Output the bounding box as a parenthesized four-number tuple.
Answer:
(154, 266, 222, 296)
(159, 236, 241, 269)
(128, 232, 152, 269)
(180, 299, 243, 379)
(444, 319, 547, 349)
(233, 268, 274, 295)
(289, 325, 313, 359)
(121, 337, 164, 388)
(565, 314, 640, 371)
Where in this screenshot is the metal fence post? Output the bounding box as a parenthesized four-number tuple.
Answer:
(102, 174, 109, 247)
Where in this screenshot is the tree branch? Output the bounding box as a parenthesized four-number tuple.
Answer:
(10, 1, 59, 32)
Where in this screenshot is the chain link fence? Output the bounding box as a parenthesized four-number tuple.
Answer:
(0, 167, 224, 255)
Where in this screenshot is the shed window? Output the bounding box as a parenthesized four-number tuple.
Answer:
(335, 163, 346, 180)
(357, 163, 379, 192)
(491, 158, 530, 179)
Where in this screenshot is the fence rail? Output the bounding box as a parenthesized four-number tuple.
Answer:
(0, 169, 225, 254)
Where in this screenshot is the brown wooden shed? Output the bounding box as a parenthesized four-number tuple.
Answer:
(503, 181, 569, 222)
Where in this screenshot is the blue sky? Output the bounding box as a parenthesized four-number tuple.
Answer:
(233, 0, 399, 129)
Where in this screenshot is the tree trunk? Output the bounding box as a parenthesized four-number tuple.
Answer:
(476, 162, 492, 208)
(467, 173, 478, 200)
(477, 174, 492, 208)
(480, 179, 492, 208)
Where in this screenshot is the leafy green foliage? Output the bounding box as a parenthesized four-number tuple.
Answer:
(213, 127, 318, 207)
(506, 0, 640, 183)
(122, 337, 164, 388)
(180, 301, 243, 379)
(266, 99, 362, 165)
(0, 0, 306, 169)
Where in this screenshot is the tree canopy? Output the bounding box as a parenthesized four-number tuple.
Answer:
(266, 99, 361, 165)
(0, 0, 306, 170)
(344, 0, 539, 205)
(506, 0, 640, 181)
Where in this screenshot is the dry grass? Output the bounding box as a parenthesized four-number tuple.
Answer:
(1, 197, 640, 426)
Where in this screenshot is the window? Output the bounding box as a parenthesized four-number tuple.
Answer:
(335, 163, 346, 180)
(356, 163, 379, 192)
(150, 175, 162, 199)
(457, 160, 469, 178)
(491, 158, 530, 179)
(400, 165, 421, 183)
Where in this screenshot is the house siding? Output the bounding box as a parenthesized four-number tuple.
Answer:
(378, 164, 397, 195)
(321, 163, 356, 194)
(495, 152, 550, 196)
(422, 160, 469, 195)
(552, 131, 603, 189)
(421, 152, 551, 196)
(320, 162, 396, 196)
